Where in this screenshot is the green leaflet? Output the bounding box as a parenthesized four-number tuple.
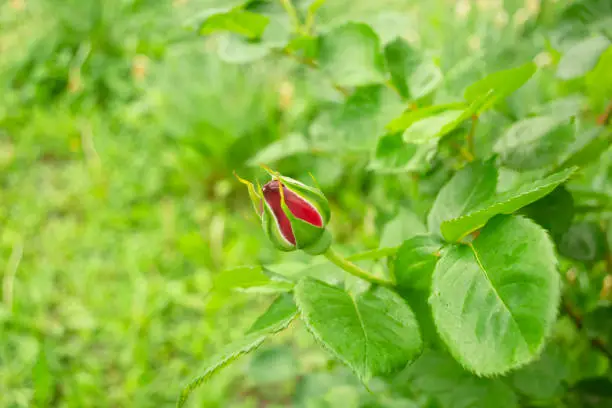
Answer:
(520, 186, 574, 238)
(198, 10, 269, 39)
(310, 85, 405, 151)
(213, 265, 270, 291)
(431, 215, 560, 375)
(368, 133, 437, 174)
(464, 62, 536, 113)
(558, 126, 612, 170)
(294, 278, 422, 383)
(247, 134, 310, 166)
(178, 293, 297, 407)
(440, 167, 576, 242)
(586, 47, 612, 108)
(247, 293, 299, 333)
(558, 222, 608, 262)
(384, 37, 419, 99)
(402, 110, 465, 144)
(380, 208, 427, 249)
(494, 116, 575, 170)
(401, 350, 519, 408)
(428, 160, 498, 236)
(394, 235, 443, 291)
(509, 344, 569, 401)
(409, 59, 443, 100)
(556, 36, 611, 80)
(386, 102, 467, 132)
(318, 22, 387, 88)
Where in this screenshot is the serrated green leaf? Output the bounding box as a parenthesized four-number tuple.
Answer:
(521, 186, 574, 237)
(247, 293, 298, 333)
(409, 60, 443, 100)
(310, 85, 404, 151)
(558, 126, 612, 170)
(464, 62, 536, 113)
(584, 306, 612, 346)
(386, 102, 467, 133)
(400, 350, 519, 408)
(285, 34, 318, 59)
(509, 344, 568, 400)
(213, 265, 270, 291)
(247, 133, 309, 165)
(586, 47, 612, 109)
(368, 133, 437, 174)
(494, 116, 575, 170)
(178, 293, 297, 407)
(530, 95, 586, 120)
(394, 235, 443, 291)
(380, 208, 427, 248)
(294, 278, 422, 382)
(431, 215, 560, 375)
(428, 160, 498, 236)
(216, 34, 271, 64)
(177, 334, 265, 407)
(384, 38, 419, 99)
(396, 288, 440, 347)
(556, 36, 611, 80)
(440, 167, 576, 242)
(402, 110, 465, 144)
(318, 22, 386, 88)
(199, 10, 269, 38)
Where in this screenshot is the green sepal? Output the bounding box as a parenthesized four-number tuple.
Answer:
(234, 171, 262, 216)
(261, 198, 296, 252)
(302, 229, 333, 255)
(279, 197, 326, 249)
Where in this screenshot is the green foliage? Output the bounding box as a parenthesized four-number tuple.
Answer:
(403, 110, 464, 144)
(4, 0, 612, 407)
(318, 22, 386, 88)
(178, 293, 297, 407)
(556, 36, 611, 80)
(294, 278, 422, 382)
(198, 10, 270, 39)
(495, 116, 575, 170)
(431, 215, 560, 375)
(558, 222, 609, 263)
(427, 160, 498, 236)
(464, 62, 536, 113)
(402, 350, 519, 408)
(394, 235, 443, 290)
(440, 167, 576, 241)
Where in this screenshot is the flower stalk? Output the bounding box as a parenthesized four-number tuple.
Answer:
(324, 247, 395, 288)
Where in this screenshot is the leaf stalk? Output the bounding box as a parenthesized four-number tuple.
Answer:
(324, 247, 395, 288)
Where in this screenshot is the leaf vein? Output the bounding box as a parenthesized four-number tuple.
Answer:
(469, 243, 528, 346)
(349, 294, 369, 380)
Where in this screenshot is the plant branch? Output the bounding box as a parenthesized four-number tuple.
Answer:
(279, 0, 303, 34)
(597, 99, 612, 126)
(324, 247, 395, 288)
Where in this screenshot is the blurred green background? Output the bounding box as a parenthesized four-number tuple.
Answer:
(1, 0, 611, 407)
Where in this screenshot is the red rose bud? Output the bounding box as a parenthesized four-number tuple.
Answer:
(235, 169, 331, 254)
